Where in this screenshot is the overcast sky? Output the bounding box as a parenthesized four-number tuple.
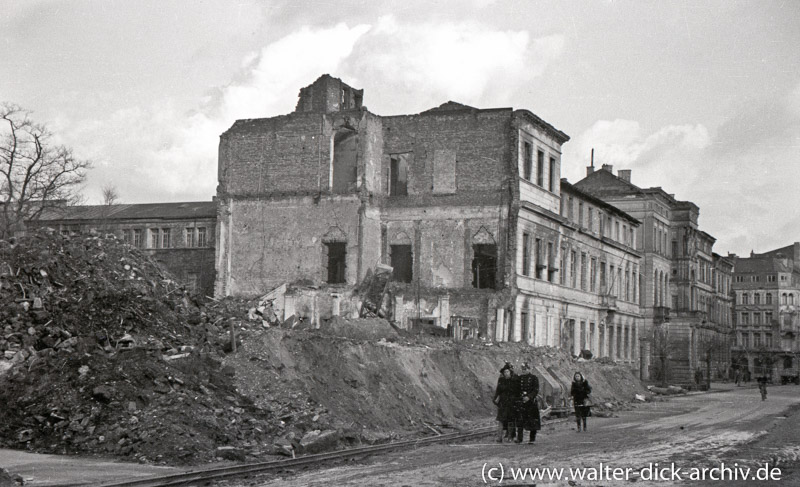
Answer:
(2, 0, 798, 255)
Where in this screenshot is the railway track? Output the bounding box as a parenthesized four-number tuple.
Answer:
(97, 425, 498, 487)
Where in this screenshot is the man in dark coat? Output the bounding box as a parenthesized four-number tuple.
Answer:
(493, 362, 516, 442)
(514, 362, 541, 443)
(570, 372, 592, 432)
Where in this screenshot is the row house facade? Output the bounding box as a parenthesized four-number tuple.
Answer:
(35, 202, 217, 296)
(575, 165, 733, 383)
(731, 243, 800, 382)
(214, 74, 644, 368)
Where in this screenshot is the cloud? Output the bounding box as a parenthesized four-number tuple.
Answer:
(344, 16, 564, 113)
(564, 87, 800, 255)
(55, 17, 565, 204)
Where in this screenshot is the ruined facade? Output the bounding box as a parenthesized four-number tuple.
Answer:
(215, 75, 644, 369)
(34, 202, 217, 296)
(730, 243, 800, 382)
(575, 165, 734, 383)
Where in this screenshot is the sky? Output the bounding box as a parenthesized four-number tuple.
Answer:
(1, 0, 798, 256)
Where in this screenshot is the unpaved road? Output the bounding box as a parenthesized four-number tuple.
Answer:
(232, 383, 800, 486)
(2, 383, 797, 486)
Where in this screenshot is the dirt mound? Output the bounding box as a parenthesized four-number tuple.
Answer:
(0, 231, 275, 464)
(318, 317, 399, 341)
(227, 329, 649, 448)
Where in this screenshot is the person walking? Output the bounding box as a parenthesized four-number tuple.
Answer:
(493, 362, 516, 442)
(570, 372, 592, 432)
(734, 369, 741, 387)
(513, 362, 541, 444)
(758, 376, 768, 401)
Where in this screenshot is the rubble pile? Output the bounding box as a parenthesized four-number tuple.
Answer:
(0, 231, 276, 464)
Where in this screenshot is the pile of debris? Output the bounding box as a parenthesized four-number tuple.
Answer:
(0, 231, 277, 464)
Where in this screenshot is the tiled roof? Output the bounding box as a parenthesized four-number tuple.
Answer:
(38, 202, 216, 222)
(734, 257, 792, 274)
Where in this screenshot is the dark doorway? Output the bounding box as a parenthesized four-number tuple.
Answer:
(472, 244, 497, 289)
(325, 242, 347, 284)
(390, 244, 413, 282)
(332, 130, 358, 193)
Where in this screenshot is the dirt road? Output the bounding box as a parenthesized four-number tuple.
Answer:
(236, 383, 800, 486)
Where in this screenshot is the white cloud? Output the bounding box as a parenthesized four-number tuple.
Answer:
(55, 17, 565, 204)
(345, 16, 564, 113)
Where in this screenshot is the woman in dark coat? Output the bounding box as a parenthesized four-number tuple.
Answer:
(493, 362, 516, 442)
(514, 362, 541, 443)
(570, 372, 592, 432)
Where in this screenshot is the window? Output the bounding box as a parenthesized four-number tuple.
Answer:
(523, 142, 532, 181)
(765, 311, 772, 324)
(588, 208, 594, 232)
(741, 313, 749, 325)
(630, 228, 635, 248)
(560, 247, 566, 285)
(162, 228, 171, 248)
(197, 227, 207, 247)
(753, 333, 761, 347)
(150, 229, 159, 249)
(754, 293, 760, 305)
(472, 244, 497, 289)
(754, 313, 761, 325)
(766, 334, 773, 348)
(547, 242, 555, 282)
(390, 155, 408, 196)
(578, 202, 584, 228)
(549, 156, 556, 192)
(590, 258, 597, 292)
(332, 129, 358, 193)
(599, 212, 605, 236)
(522, 233, 530, 276)
(325, 242, 347, 284)
(568, 197, 574, 220)
(536, 150, 544, 186)
(570, 250, 577, 288)
(782, 293, 788, 305)
(766, 293, 772, 305)
(535, 239, 544, 279)
(185, 227, 194, 247)
(600, 262, 607, 292)
(615, 221, 620, 241)
(390, 245, 413, 283)
(580, 253, 587, 290)
(791, 294, 796, 305)
(133, 229, 143, 248)
(742, 293, 749, 305)
(122, 230, 131, 244)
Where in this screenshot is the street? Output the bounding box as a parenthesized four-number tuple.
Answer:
(236, 383, 800, 486)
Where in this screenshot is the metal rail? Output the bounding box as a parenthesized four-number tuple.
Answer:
(97, 426, 498, 487)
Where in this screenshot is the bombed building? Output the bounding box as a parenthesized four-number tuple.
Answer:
(214, 74, 645, 368)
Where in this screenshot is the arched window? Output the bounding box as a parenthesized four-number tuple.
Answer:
(782, 293, 788, 305)
(766, 293, 772, 305)
(742, 293, 749, 305)
(790, 294, 795, 306)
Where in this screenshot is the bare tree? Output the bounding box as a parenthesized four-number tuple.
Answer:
(0, 103, 90, 238)
(102, 183, 119, 206)
(697, 331, 731, 389)
(652, 324, 676, 387)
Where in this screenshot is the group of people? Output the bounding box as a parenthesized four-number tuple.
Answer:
(493, 362, 593, 443)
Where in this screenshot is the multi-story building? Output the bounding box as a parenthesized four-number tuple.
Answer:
(34, 202, 217, 296)
(214, 74, 644, 366)
(731, 243, 800, 382)
(575, 164, 733, 383)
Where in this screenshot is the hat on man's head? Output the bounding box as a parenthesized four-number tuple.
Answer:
(500, 361, 514, 374)
(521, 361, 531, 370)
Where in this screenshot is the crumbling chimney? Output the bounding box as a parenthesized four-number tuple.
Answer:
(618, 169, 631, 182)
(586, 148, 595, 176)
(601, 164, 613, 174)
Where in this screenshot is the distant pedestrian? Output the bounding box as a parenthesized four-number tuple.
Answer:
(758, 376, 768, 401)
(513, 362, 541, 444)
(493, 362, 516, 442)
(734, 370, 741, 387)
(570, 372, 592, 432)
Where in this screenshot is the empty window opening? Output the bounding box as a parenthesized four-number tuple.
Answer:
(390, 244, 413, 283)
(549, 156, 556, 192)
(472, 244, 497, 289)
(332, 129, 358, 193)
(523, 142, 532, 180)
(325, 242, 347, 284)
(536, 150, 544, 186)
(390, 155, 408, 196)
